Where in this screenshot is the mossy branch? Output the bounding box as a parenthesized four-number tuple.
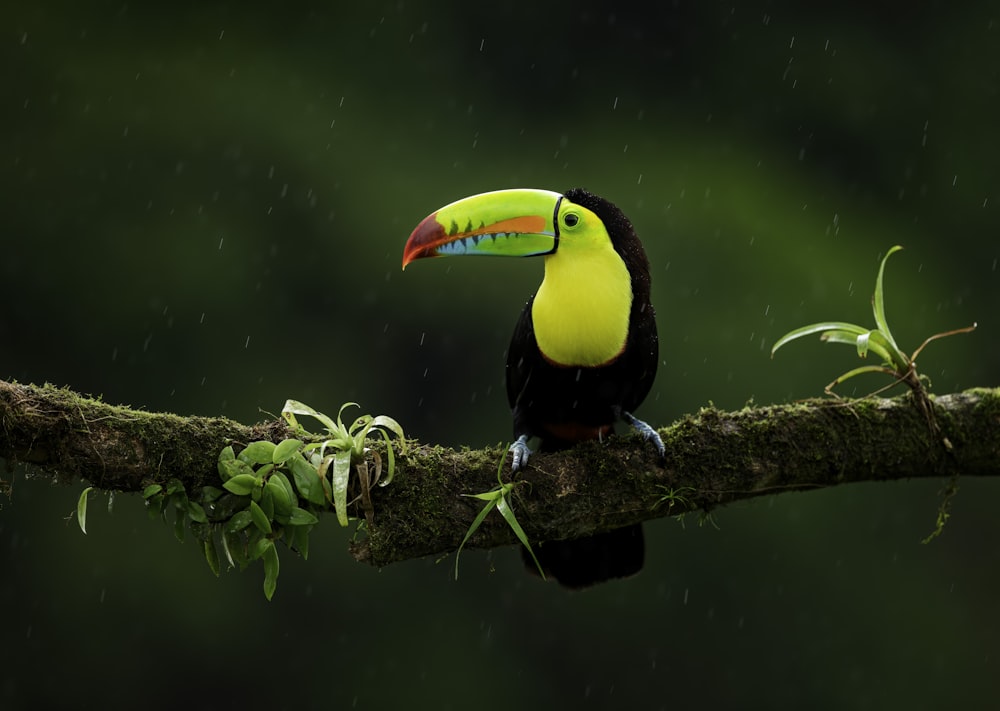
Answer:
(2, 379, 998, 569)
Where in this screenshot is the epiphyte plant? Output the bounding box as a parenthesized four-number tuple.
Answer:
(771, 244, 976, 446)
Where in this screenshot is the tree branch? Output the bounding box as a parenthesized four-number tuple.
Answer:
(2, 379, 998, 568)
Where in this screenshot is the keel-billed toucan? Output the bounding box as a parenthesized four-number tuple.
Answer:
(403, 188, 664, 588)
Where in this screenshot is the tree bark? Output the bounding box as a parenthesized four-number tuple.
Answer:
(1, 379, 997, 568)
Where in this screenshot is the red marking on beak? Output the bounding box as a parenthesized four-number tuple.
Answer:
(402, 212, 445, 269)
(401, 213, 547, 269)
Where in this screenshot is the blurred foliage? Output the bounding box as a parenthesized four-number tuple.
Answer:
(2, 1, 998, 709)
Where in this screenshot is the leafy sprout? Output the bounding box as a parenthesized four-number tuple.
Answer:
(771, 246, 976, 415)
(454, 450, 544, 581)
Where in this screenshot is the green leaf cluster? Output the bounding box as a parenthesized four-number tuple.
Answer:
(94, 400, 405, 601)
(281, 400, 406, 527)
(771, 246, 976, 395)
(208, 440, 320, 600)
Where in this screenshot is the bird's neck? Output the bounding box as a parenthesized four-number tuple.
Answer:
(531, 247, 633, 367)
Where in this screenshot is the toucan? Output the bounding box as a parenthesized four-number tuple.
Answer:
(402, 188, 664, 588)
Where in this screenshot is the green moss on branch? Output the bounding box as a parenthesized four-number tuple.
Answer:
(2, 379, 998, 569)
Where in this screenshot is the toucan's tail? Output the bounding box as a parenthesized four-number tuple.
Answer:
(522, 523, 644, 590)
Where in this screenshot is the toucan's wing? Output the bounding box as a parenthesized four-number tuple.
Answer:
(620, 295, 659, 414)
(505, 295, 538, 441)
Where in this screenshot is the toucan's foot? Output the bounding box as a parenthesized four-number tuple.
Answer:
(621, 411, 666, 460)
(509, 435, 532, 471)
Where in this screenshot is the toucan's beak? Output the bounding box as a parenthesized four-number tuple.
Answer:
(402, 189, 563, 269)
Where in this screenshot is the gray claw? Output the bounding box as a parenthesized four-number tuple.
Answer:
(509, 435, 532, 471)
(622, 411, 666, 460)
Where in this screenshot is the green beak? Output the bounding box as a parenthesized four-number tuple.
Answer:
(402, 189, 563, 269)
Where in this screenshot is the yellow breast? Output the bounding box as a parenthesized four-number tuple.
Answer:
(531, 246, 633, 367)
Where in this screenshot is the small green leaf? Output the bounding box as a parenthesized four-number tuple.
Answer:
(77, 487, 93, 534)
(173, 508, 186, 542)
(463, 490, 503, 502)
(224, 509, 253, 533)
(372, 427, 401, 487)
(222, 473, 258, 496)
(218, 456, 253, 483)
(496, 495, 544, 580)
(872, 245, 904, 350)
(249, 532, 270, 560)
(288, 454, 326, 506)
(142, 484, 163, 499)
(240, 440, 276, 465)
(200, 485, 226, 503)
(203, 539, 221, 577)
(266, 478, 292, 516)
(337, 402, 360, 429)
(454, 497, 498, 580)
(288, 524, 311, 560)
(187, 501, 208, 524)
(349, 414, 375, 456)
(148, 491, 170, 520)
(249, 500, 272, 534)
(223, 531, 247, 569)
(259, 482, 275, 520)
(189, 520, 212, 541)
(289, 507, 319, 526)
(820, 329, 896, 365)
(856, 330, 871, 358)
(282, 399, 339, 435)
(867, 329, 910, 372)
(771, 321, 869, 357)
(818, 328, 867, 345)
(165, 478, 186, 496)
(331, 449, 353, 527)
(827, 364, 898, 390)
(169, 490, 190, 511)
(272, 438, 304, 464)
(371, 415, 406, 449)
(217, 445, 235, 476)
(261, 540, 280, 601)
(271, 470, 298, 509)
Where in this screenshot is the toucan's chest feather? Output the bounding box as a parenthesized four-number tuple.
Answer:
(530, 247, 633, 367)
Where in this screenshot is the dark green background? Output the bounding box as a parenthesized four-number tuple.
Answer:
(3, 2, 998, 709)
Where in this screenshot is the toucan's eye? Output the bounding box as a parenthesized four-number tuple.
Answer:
(563, 212, 580, 227)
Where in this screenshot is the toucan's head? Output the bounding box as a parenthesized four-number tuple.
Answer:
(402, 188, 620, 269)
